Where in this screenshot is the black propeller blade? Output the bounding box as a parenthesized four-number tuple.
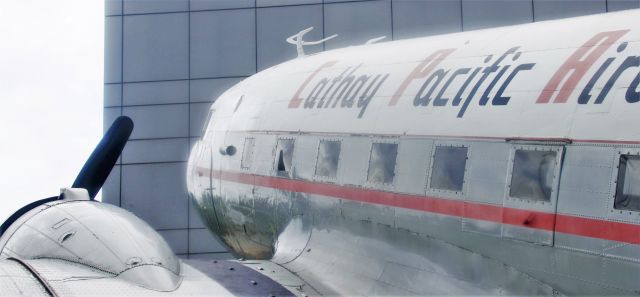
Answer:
(0, 116, 133, 237)
(72, 116, 133, 199)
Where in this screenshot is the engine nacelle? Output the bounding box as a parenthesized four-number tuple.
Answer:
(0, 189, 180, 292)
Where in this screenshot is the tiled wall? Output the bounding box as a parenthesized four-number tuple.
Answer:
(103, 0, 640, 258)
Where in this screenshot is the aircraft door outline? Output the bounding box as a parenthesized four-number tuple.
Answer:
(502, 143, 565, 246)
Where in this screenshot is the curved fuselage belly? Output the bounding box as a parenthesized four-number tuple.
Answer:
(188, 10, 640, 296)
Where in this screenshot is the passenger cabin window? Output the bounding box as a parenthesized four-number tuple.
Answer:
(614, 154, 640, 211)
(430, 146, 468, 192)
(241, 138, 255, 169)
(367, 143, 398, 184)
(509, 149, 557, 202)
(275, 138, 295, 177)
(315, 140, 341, 178)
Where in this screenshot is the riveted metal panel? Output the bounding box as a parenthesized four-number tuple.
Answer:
(338, 136, 371, 187)
(465, 141, 509, 204)
(556, 145, 615, 218)
(462, 217, 502, 238)
(395, 138, 432, 195)
(251, 134, 278, 177)
(554, 232, 606, 259)
(291, 135, 318, 181)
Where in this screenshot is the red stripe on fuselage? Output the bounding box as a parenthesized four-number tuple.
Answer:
(199, 168, 640, 245)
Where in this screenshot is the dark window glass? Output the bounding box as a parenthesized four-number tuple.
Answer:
(275, 139, 295, 177)
(241, 138, 255, 169)
(367, 143, 398, 184)
(430, 146, 468, 192)
(315, 140, 341, 178)
(509, 149, 557, 202)
(614, 155, 640, 211)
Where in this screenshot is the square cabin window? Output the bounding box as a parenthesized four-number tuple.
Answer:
(614, 155, 640, 212)
(430, 146, 468, 192)
(509, 149, 557, 202)
(315, 140, 341, 178)
(275, 138, 295, 177)
(241, 138, 255, 169)
(367, 143, 398, 184)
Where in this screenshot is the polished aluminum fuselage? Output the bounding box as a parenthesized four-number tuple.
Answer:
(188, 10, 640, 296)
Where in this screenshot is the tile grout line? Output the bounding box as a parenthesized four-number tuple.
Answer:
(118, 0, 124, 208)
(187, 0, 191, 259)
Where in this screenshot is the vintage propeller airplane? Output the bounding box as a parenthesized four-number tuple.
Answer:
(2, 9, 640, 296)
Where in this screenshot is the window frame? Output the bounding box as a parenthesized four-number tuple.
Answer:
(240, 137, 255, 170)
(505, 145, 563, 206)
(314, 138, 342, 181)
(426, 143, 469, 195)
(365, 140, 399, 186)
(610, 150, 640, 217)
(273, 137, 296, 177)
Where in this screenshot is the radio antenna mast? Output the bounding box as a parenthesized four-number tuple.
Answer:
(286, 27, 338, 58)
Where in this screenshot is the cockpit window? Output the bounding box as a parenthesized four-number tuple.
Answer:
(367, 142, 398, 184)
(275, 138, 295, 177)
(614, 155, 640, 211)
(430, 146, 468, 192)
(315, 140, 341, 178)
(509, 149, 557, 202)
(241, 138, 255, 169)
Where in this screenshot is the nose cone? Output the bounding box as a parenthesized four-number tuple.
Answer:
(0, 200, 181, 292)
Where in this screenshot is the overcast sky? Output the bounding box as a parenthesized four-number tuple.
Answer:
(0, 0, 103, 221)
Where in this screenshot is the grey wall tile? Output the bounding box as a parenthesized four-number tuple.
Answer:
(393, 0, 462, 40)
(121, 162, 189, 229)
(123, 80, 189, 106)
(190, 77, 244, 102)
(101, 165, 121, 206)
(104, 84, 122, 107)
(123, 13, 189, 82)
(533, 0, 606, 21)
(122, 138, 190, 163)
(190, 102, 213, 137)
(106, 0, 123, 16)
(190, 9, 257, 78)
(190, 0, 254, 10)
(189, 137, 199, 150)
(608, 0, 640, 11)
(257, 5, 323, 70)
(103, 107, 122, 133)
(324, 0, 378, 2)
(158, 229, 188, 254)
(324, 0, 392, 50)
(189, 202, 206, 228)
(123, 104, 188, 139)
(105, 16, 122, 84)
(257, 0, 321, 7)
(462, 0, 533, 31)
(189, 229, 227, 253)
(124, 0, 188, 14)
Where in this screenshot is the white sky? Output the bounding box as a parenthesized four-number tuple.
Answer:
(0, 0, 103, 221)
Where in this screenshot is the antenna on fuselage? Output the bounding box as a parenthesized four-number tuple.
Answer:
(365, 36, 387, 45)
(286, 27, 337, 58)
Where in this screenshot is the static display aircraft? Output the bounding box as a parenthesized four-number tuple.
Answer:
(1, 9, 639, 296)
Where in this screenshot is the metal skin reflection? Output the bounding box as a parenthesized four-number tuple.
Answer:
(187, 10, 640, 296)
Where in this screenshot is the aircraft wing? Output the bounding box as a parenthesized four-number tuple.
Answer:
(0, 256, 297, 296)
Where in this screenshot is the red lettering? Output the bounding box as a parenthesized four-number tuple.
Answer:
(537, 30, 629, 104)
(288, 61, 338, 108)
(389, 49, 456, 106)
